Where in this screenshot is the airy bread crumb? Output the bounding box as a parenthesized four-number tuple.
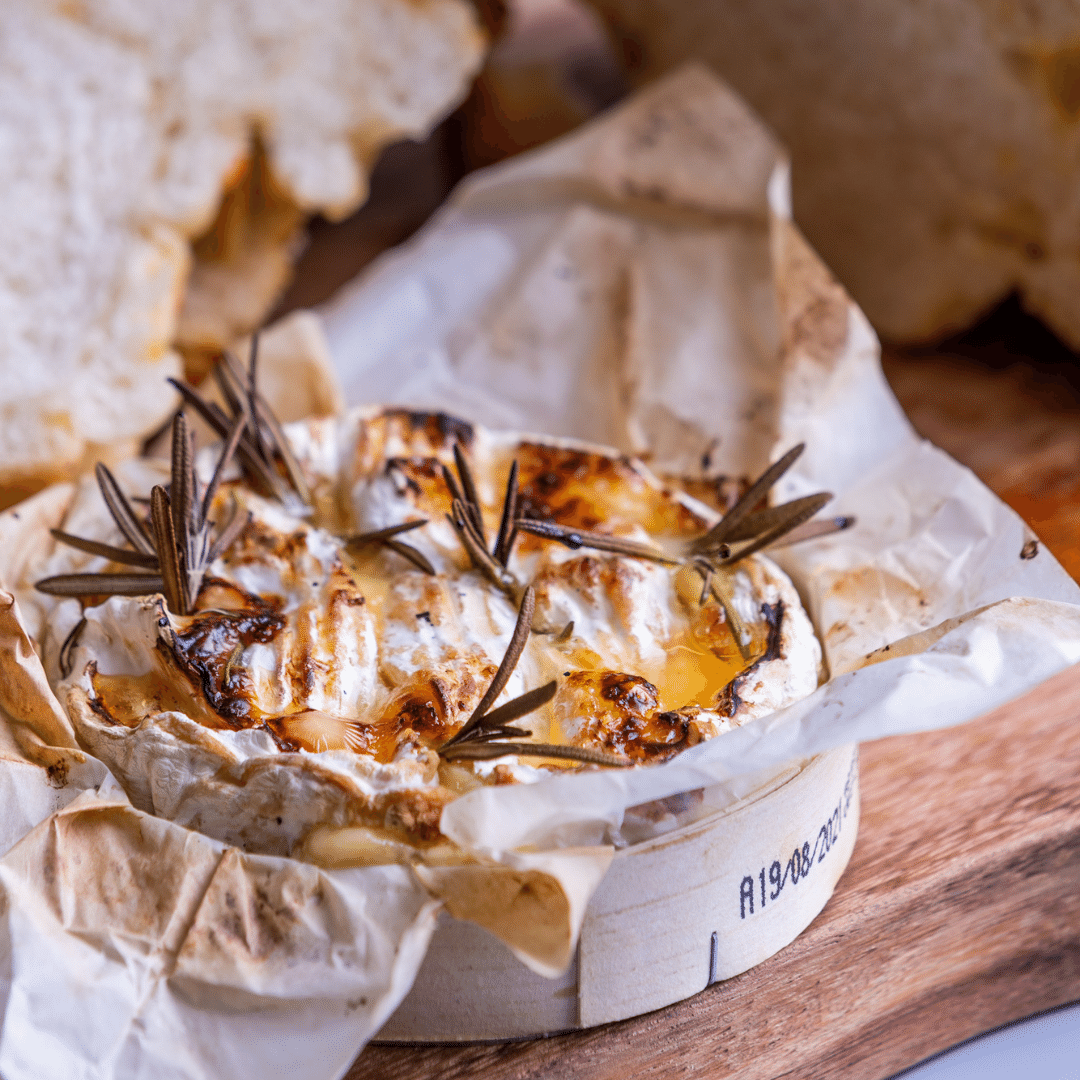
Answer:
(0, 0, 486, 498)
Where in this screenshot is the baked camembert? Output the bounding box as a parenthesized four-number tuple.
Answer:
(30, 376, 827, 865)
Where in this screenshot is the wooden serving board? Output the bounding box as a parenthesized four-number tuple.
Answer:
(349, 660, 1080, 1079)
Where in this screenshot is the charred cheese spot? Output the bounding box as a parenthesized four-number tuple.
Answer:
(715, 601, 787, 719)
(669, 475, 748, 515)
(385, 410, 474, 452)
(389, 690, 447, 743)
(537, 552, 627, 594)
(510, 442, 707, 540)
(383, 457, 454, 517)
(351, 410, 474, 483)
(169, 608, 287, 726)
(228, 518, 312, 565)
(554, 670, 699, 762)
(599, 671, 658, 713)
(375, 670, 489, 757)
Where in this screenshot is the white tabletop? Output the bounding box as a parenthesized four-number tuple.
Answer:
(893, 1003, 1080, 1079)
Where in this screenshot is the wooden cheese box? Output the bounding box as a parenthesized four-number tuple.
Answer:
(377, 744, 859, 1041)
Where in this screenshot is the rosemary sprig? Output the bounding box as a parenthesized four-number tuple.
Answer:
(95, 462, 156, 556)
(441, 444, 677, 598)
(769, 515, 854, 548)
(442, 448, 525, 598)
(453, 443, 485, 542)
(449, 498, 520, 596)
(688, 445, 805, 555)
(514, 519, 679, 564)
(37, 572, 166, 598)
(167, 333, 311, 512)
(683, 444, 855, 567)
(36, 413, 250, 616)
(345, 518, 435, 575)
(441, 441, 844, 632)
(438, 586, 630, 768)
(679, 444, 836, 657)
(381, 538, 437, 574)
(492, 459, 519, 566)
(47, 530, 158, 568)
(440, 741, 629, 766)
(702, 563, 752, 661)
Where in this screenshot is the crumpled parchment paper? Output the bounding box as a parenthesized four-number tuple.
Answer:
(319, 63, 1080, 856)
(2, 63, 1080, 1080)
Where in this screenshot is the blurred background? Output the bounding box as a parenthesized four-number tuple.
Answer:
(9, 0, 1080, 569)
(254, 0, 1080, 579)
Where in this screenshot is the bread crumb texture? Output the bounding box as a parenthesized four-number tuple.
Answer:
(586, 0, 1080, 348)
(0, 0, 485, 490)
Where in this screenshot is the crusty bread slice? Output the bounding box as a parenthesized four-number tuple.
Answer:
(0, 5, 188, 504)
(0, 0, 485, 501)
(587, 0, 1080, 347)
(175, 142, 307, 382)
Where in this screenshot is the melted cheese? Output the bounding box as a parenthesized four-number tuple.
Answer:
(46, 408, 822, 857)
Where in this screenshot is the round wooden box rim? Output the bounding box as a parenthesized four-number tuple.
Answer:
(377, 743, 861, 1042)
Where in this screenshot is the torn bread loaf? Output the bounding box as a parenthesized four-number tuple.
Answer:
(0, 0, 485, 503)
(175, 142, 308, 381)
(587, 0, 1080, 347)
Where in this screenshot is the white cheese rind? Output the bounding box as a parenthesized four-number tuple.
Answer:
(39, 409, 822, 856)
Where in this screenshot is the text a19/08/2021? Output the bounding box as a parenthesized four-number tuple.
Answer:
(739, 755, 859, 919)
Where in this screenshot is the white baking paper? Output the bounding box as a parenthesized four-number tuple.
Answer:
(0, 783, 442, 1080)
(1, 62, 1079, 1079)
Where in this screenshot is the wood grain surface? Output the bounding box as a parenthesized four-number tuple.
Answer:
(349, 661, 1080, 1079)
(882, 340, 1080, 581)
